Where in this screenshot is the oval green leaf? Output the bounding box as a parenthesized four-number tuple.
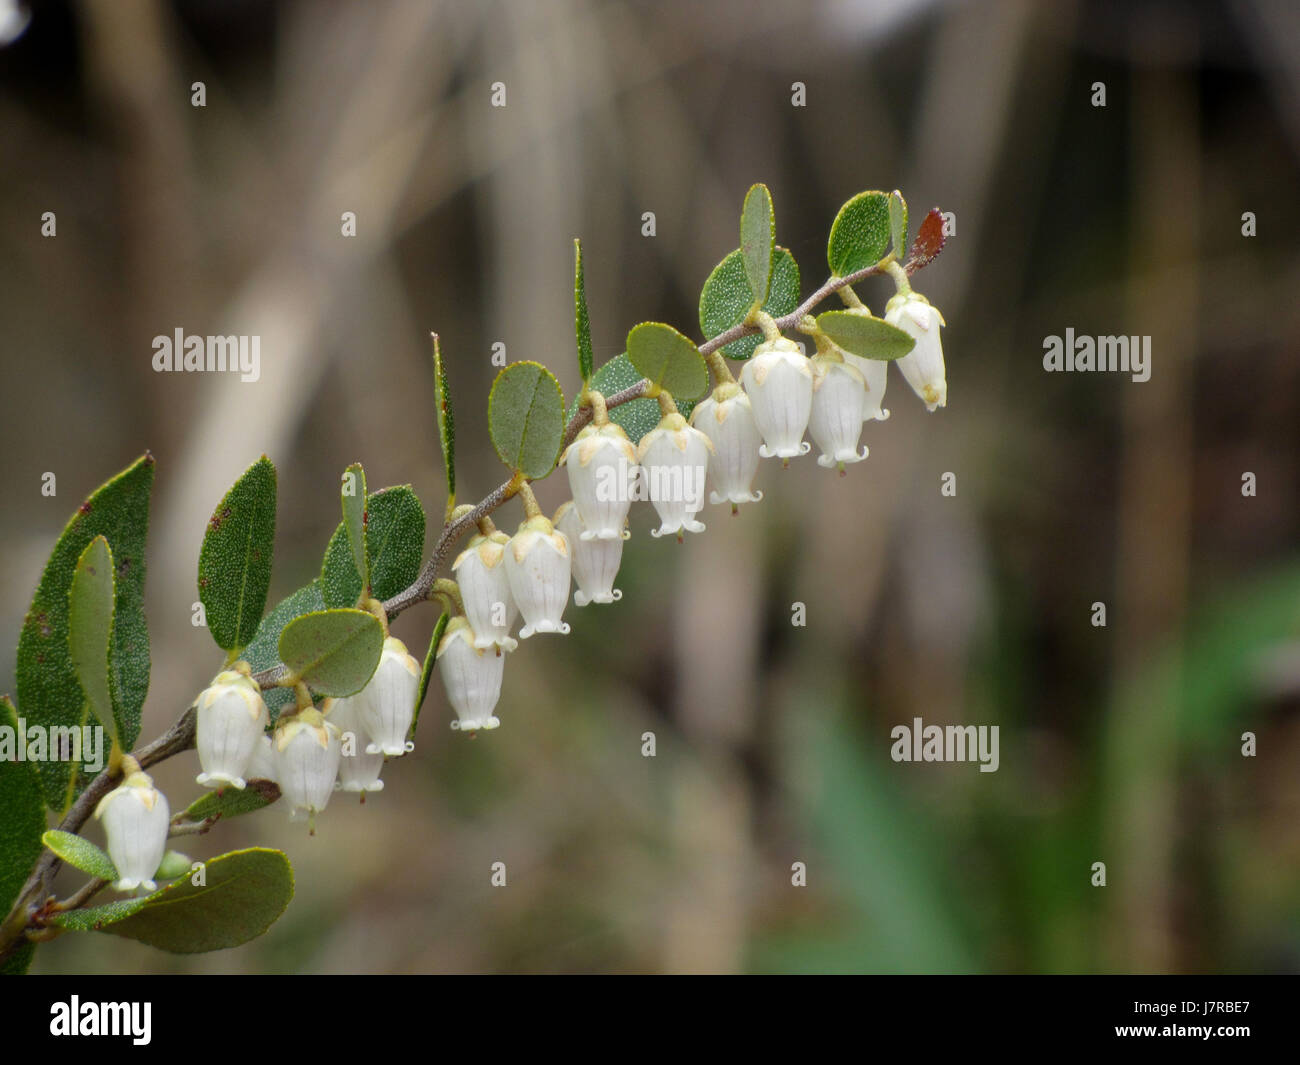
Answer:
(321, 486, 427, 609)
(68, 536, 118, 746)
(574, 239, 594, 384)
(432, 334, 455, 513)
(740, 182, 775, 304)
(570, 353, 698, 445)
(198, 456, 277, 653)
(155, 850, 194, 881)
(279, 608, 384, 697)
(817, 310, 916, 361)
(488, 361, 566, 479)
(889, 189, 908, 259)
(175, 779, 279, 829)
(412, 611, 449, 737)
(341, 462, 368, 592)
(827, 190, 891, 277)
(699, 246, 801, 361)
(51, 847, 294, 954)
(625, 322, 707, 400)
(41, 829, 117, 882)
(244, 580, 326, 720)
(17, 453, 154, 810)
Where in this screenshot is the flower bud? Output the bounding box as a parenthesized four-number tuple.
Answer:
(324, 696, 384, 794)
(452, 530, 518, 652)
(437, 617, 505, 732)
(555, 501, 624, 605)
(690, 384, 763, 508)
(636, 412, 713, 538)
(356, 636, 422, 756)
(245, 733, 276, 783)
(194, 669, 269, 790)
(885, 292, 947, 411)
(740, 337, 813, 459)
(505, 515, 572, 637)
(560, 422, 638, 540)
(808, 356, 869, 469)
(94, 770, 170, 893)
(273, 706, 342, 823)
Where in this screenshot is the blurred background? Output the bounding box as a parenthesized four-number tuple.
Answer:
(1, 0, 1298, 973)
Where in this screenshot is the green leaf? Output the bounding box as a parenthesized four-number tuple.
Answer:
(574, 239, 594, 384)
(740, 183, 775, 304)
(17, 453, 154, 810)
(279, 609, 384, 697)
(41, 829, 116, 882)
(827, 190, 891, 277)
(625, 322, 708, 401)
(341, 462, 368, 594)
(67, 536, 118, 747)
(321, 486, 427, 609)
(412, 612, 449, 738)
(570, 353, 699, 446)
(0, 697, 46, 953)
(244, 580, 326, 720)
(197, 456, 277, 653)
(817, 310, 916, 361)
(155, 851, 194, 881)
(51, 847, 294, 954)
(488, 361, 566, 479)
(174, 779, 280, 828)
(432, 335, 456, 514)
(888, 190, 908, 259)
(699, 247, 802, 361)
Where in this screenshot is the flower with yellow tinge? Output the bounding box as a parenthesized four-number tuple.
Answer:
(555, 500, 624, 606)
(437, 617, 506, 732)
(636, 412, 714, 539)
(194, 668, 269, 790)
(885, 291, 947, 411)
(95, 770, 170, 893)
(452, 529, 518, 652)
(560, 421, 638, 539)
(504, 515, 572, 637)
(324, 695, 384, 795)
(740, 337, 813, 460)
(690, 382, 763, 509)
(354, 636, 421, 757)
(808, 356, 869, 470)
(273, 707, 342, 823)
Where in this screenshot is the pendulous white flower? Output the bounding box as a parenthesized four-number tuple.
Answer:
(452, 527, 518, 652)
(324, 696, 384, 795)
(555, 500, 624, 605)
(740, 337, 813, 460)
(356, 636, 422, 757)
(808, 355, 869, 470)
(95, 769, 170, 893)
(437, 617, 506, 732)
(840, 352, 890, 422)
(560, 421, 638, 539)
(194, 669, 269, 790)
(505, 514, 572, 637)
(245, 733, 276, 783)
(690, 383, 763, 509)
(885, 291, 947, 411)
(636, 412, 714, 538)
(273, 706, 342, 823)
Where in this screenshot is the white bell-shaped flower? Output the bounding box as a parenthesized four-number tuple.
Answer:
(690, 383, 763, 509)
(324, 696, 384, 795)
(451, 528, 518, 652)
(273, 707, 342, 824)
(505, 515, 572, 638)
(560, 421, 638, 540)
(95, 769, 170, 893)
(245, 733, 276, 783)
(636, 412, 713, 538)
(885, 291, 947, 411)
(808, 356, 869, 470)
(840, 350, 890, 422)
(437, 617, 506, 732)
(194, 669, 269, 790)
(740, 337, 813, 460)
(555, 501, 624, 605)
(355, 636, 421, 757)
